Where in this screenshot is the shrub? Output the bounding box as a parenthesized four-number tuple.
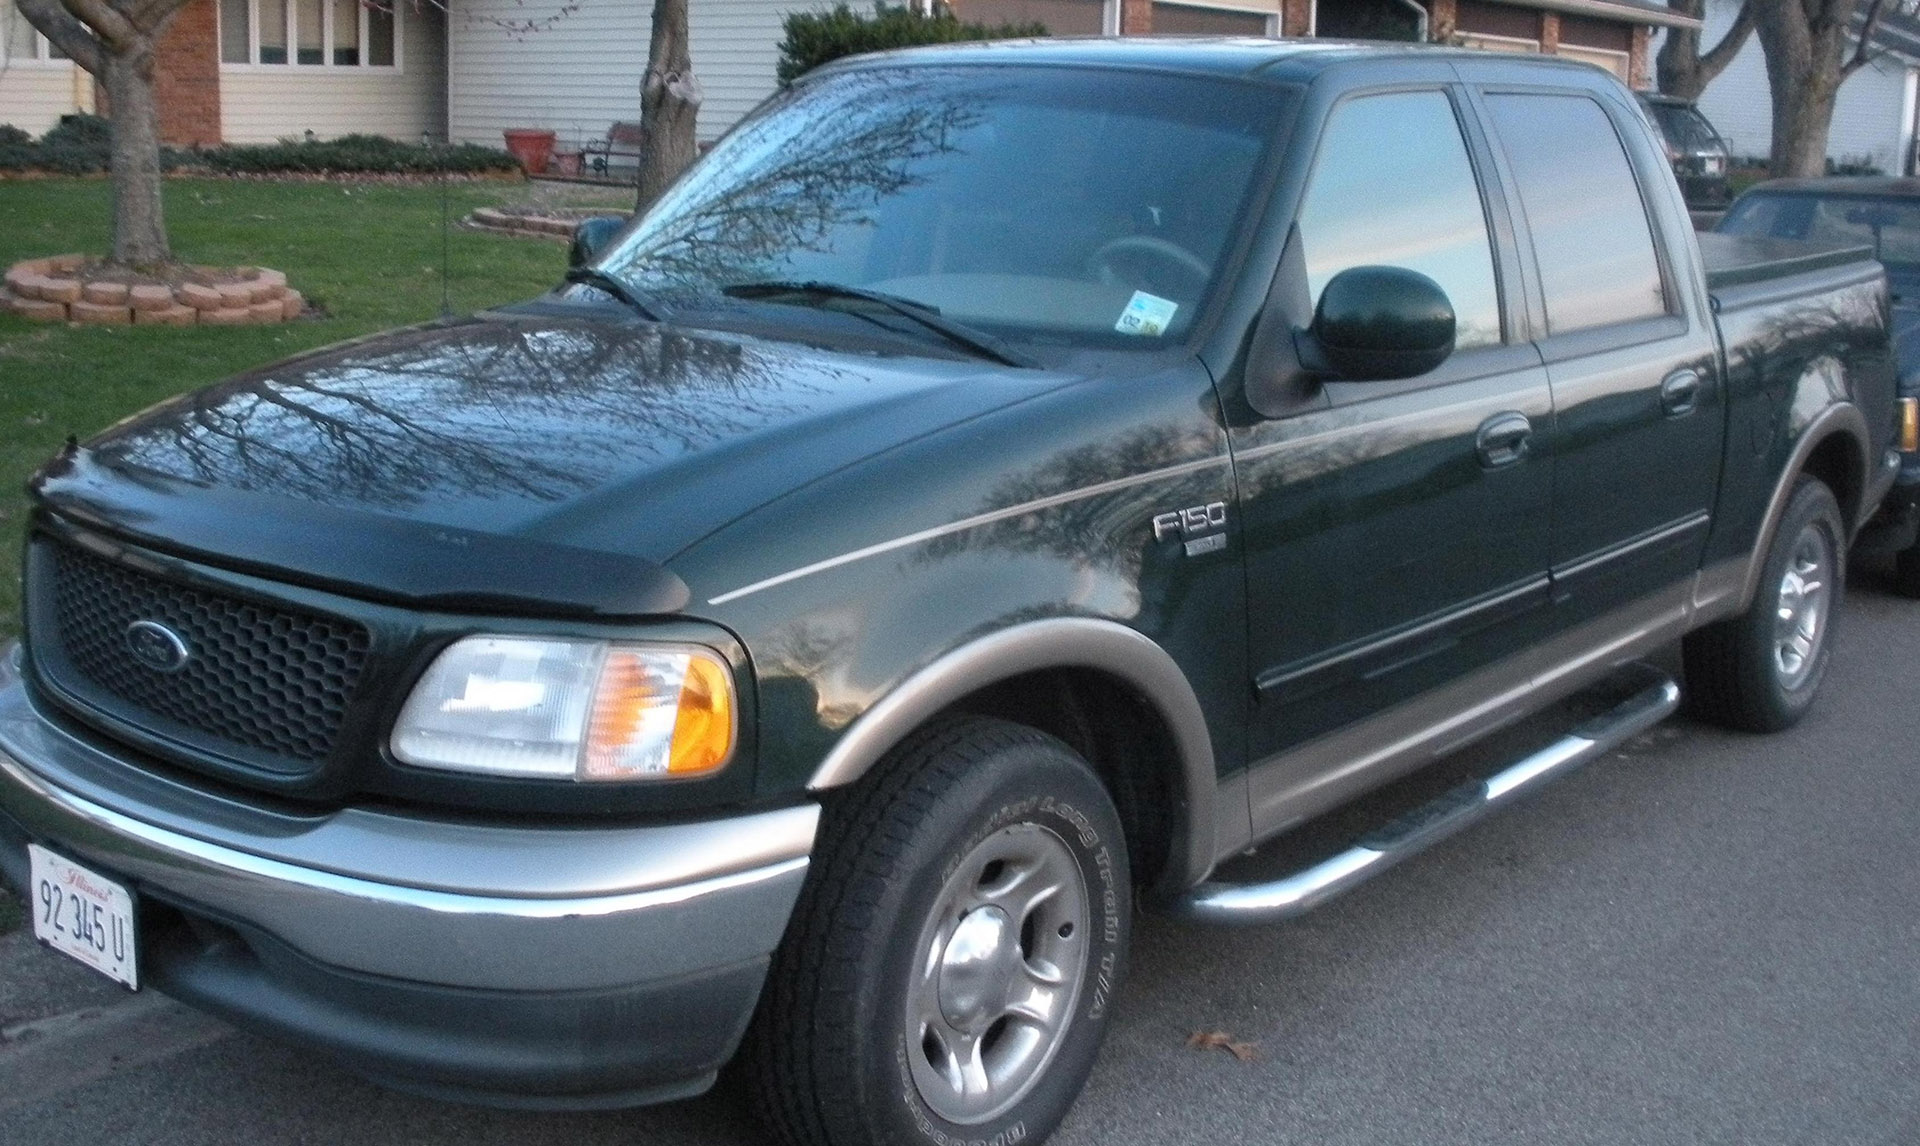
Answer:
(0, 122, 515, 177)
(41, 113, 111, 149)
(201, 134, 521, 175)
(776, 2, 1047, 84)
(1827, 155, 1884, 177)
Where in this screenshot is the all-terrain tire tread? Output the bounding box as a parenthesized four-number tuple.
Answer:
(1682, 476, 1843, 732)
(744, 716, 1064, 1146)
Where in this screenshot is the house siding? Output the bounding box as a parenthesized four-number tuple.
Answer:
(0, 62, 84, 135)
(447, 0, 816, 149)
(1659, 0, 1915, 172)
(220, 2, 445, 143)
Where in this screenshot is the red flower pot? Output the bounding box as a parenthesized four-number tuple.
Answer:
(502, 129, 557, 175)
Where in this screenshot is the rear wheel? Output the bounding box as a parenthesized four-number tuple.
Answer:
(745, 717, 1130, 1146)
(1684, 476, 1844, 731)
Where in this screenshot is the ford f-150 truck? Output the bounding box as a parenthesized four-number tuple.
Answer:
(0, 39, 1903, 1146)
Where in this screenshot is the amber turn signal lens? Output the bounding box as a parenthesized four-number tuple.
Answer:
(669, 654, 734, 775)
(1900, 397, 1919, 454)
(580, 647, 735, 781)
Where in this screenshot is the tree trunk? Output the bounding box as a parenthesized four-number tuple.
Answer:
(635, 0, 701, 212)
(99, 45, 170, 266)
(1770, 71, 1841, 176)
(1748, 0, 1867, 178)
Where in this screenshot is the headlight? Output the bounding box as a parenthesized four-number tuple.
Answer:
(391, 636, 736, 781)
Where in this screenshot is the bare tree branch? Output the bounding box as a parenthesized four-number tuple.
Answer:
(1700, 1, 1757, 77)
(12, 0, 102, 71)
(1842, 0, 1890, 76)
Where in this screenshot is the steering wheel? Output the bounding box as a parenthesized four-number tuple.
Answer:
(1087, 234, 1212, 293)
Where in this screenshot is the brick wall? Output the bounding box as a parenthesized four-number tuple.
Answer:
(153, 0, 221, 145)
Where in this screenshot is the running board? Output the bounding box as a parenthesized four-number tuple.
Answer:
(1173, 666, 1681, 926)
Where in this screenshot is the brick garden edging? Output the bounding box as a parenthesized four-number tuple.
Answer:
(1, 255, 306, 326)
(467, 207, 629, 242)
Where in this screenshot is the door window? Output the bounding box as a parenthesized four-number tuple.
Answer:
(1295, 91, 1503, 350)
(1486, 94, 1667, 335)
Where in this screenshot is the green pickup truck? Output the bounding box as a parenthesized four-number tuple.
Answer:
(0, 39, 1907, 1146)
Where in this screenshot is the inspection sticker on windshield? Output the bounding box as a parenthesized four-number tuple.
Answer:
(1114, 291, 1179, 337)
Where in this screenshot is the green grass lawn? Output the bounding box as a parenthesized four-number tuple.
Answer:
(0, 177, 578, 634)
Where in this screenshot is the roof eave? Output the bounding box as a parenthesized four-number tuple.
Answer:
(1479, 0, 1704, 31)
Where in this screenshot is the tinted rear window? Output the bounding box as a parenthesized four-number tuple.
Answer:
(1488, 93, 1667, 335)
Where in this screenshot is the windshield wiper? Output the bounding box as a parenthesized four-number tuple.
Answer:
(562, 267, 665, 321)
(722, 280, 1030, 367)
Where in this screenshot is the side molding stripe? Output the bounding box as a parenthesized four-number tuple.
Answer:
(707, 456, 1229, 606)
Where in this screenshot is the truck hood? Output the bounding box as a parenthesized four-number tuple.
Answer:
(32, 310, 1065, 616)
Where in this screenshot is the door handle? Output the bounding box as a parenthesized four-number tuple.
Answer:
(1661, 370, 1701, 418)
(1476, 412, 1533, 469)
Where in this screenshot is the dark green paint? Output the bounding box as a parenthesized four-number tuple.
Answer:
(15, 44, 1898, 864)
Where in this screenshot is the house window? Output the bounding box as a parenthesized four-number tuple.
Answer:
(219, 0, 399, 68)
(4, 1, 69, 62)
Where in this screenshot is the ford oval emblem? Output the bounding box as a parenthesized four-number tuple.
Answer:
(125, 620, 191, 674)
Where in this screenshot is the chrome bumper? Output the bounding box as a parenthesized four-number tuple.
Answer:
(0, 653, 817, 994)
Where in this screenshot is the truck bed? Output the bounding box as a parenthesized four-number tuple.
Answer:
(1699, 230, 1875, 293)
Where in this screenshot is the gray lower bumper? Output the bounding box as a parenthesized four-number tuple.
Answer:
(0, 654, 818, 1103)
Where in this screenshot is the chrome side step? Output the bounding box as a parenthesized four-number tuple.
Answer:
(1173, 666, 1680, 926)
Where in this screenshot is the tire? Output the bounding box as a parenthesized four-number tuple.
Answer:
(1684, 476, 1845, 732)
(744, 717, 1131, 1146)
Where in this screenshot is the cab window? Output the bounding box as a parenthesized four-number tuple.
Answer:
(1295, 90, 1504, 351)
(1486, 94, 1667, 335)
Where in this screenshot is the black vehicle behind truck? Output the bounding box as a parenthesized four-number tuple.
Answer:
(1715, 176, 1920, 593)
(0, 41, 1902, 1146)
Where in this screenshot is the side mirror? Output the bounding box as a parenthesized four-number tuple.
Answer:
(568, 216, 627, 270)
(1306, 266, 1456, 381)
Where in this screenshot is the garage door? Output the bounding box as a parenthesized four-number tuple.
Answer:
(1151, 2, 1272, 34)
(953, 0, 1106, 34)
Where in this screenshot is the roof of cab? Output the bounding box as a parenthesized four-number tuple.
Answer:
(815, 35, 1615, 85)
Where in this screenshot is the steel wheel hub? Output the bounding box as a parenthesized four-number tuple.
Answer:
(906, 822, 1090, 1126)
(1773, 522, 1832, 690)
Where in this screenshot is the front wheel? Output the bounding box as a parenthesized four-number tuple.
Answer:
(744, 717, 1131, 1146)
(1684, 476, 1845, 731)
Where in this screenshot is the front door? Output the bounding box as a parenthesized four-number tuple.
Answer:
(1232, 87, 1556, 825)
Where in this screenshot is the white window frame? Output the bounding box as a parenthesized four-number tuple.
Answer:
(4, 1, 71, 67)
(1458, 31, 1542, 53)
(1555, 42, 1629, 80)
(218, 0, 403, 73)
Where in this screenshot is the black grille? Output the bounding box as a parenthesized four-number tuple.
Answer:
(37, 539, 372, 771)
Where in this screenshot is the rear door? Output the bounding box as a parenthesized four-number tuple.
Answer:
(1475, 88, 1723, 628)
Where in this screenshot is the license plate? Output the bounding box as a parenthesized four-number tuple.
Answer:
(28, 844, 138, 990)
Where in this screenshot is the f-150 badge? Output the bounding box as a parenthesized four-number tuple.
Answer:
(1153, 502, 1228, 556)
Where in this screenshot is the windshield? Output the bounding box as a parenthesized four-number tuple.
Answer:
(596, 65, 1290, 349)
(1720, 192, 1920, 272)
(1645, 102, 1722, 153)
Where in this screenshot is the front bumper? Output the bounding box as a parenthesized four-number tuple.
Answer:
(0, 651, 818, 1107)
